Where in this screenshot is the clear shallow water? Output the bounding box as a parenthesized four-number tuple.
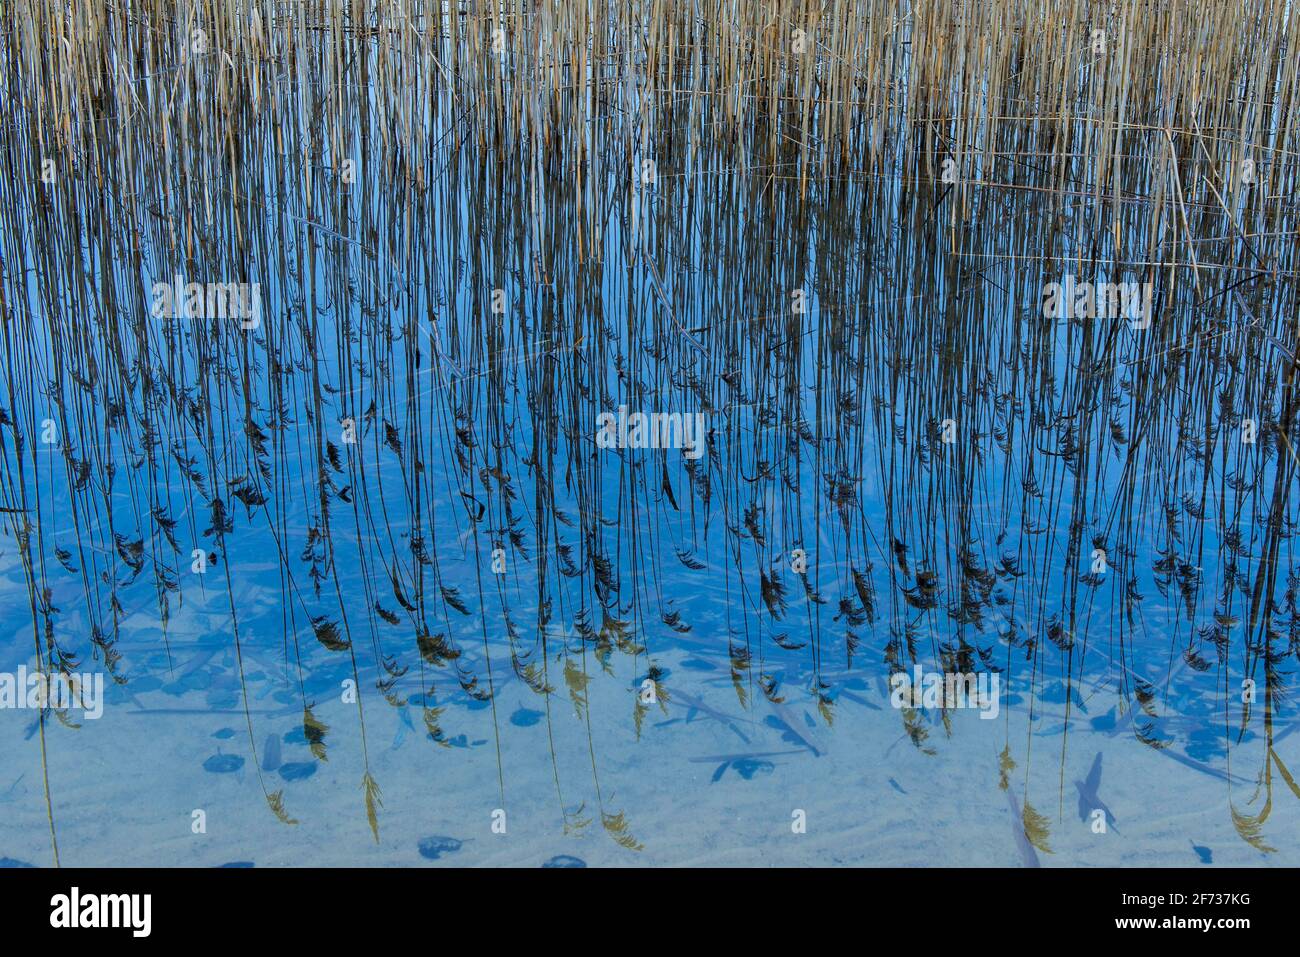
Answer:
(2, 82, 1300, 867)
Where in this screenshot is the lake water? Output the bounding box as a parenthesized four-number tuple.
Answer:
(1, 52, 1299, 868)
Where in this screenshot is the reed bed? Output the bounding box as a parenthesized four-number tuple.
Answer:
(6, 0, 1300, 208)
(1, 0, 1299, 863)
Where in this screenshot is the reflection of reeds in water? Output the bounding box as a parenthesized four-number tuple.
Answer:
(2, 1, 1300, 862)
